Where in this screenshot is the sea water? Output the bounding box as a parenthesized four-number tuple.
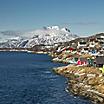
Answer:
(0, 52, 92, 104)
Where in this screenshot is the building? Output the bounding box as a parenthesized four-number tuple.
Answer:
(96, 56, 104, 67)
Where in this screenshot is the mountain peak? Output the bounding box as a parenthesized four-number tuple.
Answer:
(61, 27, 70, 32)
(46, 26, 60, 30)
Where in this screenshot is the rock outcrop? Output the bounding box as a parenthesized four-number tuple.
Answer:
(54, 65, 104, 104)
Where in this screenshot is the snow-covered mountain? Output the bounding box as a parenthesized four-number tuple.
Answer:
(0, 26, 79, 48)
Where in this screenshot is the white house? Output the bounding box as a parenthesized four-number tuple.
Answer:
(77, 41, 87, 49)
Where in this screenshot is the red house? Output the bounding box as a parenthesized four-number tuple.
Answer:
(77, 58, 87, 65)
(69, 47, 74, 51)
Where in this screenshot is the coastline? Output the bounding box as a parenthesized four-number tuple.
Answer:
(53, 65, 104, 104)
(0, 49, 49, 54)
(1, 49, 104, 103)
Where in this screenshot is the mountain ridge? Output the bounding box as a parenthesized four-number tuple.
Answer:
(0, 26, 78, 48)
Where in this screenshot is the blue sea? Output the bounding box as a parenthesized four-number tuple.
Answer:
(0, 52, 92, 104)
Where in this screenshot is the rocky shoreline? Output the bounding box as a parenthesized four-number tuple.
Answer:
(53, 65, 104, 104)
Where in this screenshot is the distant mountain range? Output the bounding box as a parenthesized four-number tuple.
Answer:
(0, 26, 78, 48)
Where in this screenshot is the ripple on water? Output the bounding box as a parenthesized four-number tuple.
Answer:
(0, 52, 92, 104)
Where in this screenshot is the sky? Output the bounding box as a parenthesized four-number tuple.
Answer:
(0, 0, 104, 36)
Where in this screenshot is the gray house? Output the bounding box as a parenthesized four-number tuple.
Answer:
(96, 56, 104, 67)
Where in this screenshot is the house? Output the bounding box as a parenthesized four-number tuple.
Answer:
(77, 58, 88, 66)
(89, 50, 99, 56)
(99, 42, 104, 49)
(81, 48, 89, 53)
(97, 35, 104, 42)
(69, 47, 75, 52)
(96, 56, 104, 67)
(87, 58, 95, 66)
(77, 41, 87, 49)
(89, 42, 95, 48)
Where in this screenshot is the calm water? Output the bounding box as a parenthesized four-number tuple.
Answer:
(0, 52, 92, 104)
